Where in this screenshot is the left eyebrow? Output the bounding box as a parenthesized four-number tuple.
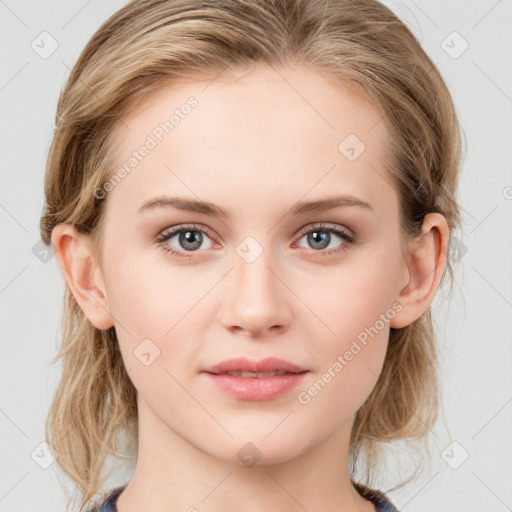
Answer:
(137, 193, 373, 218)
(290, 195, 374, 215)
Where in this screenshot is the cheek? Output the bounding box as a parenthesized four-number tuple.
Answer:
(103, 254, 213, 370)
(104, 252, 194, 331)
(299, 247, 401, 399)
(308, 242, 401, 336)
(298, 287, 395, 422)
(103, 259, 197, 398)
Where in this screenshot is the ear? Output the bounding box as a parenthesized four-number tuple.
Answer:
(51, 223, 114, 330)
(390, 212, 449, 329)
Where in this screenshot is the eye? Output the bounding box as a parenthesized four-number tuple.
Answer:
(155, 222, 356, 260)
(156, 224, 215, 259)
(294, 223, 356, 257)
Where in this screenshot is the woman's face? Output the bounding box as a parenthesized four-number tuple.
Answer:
(97, 64, 409, 464)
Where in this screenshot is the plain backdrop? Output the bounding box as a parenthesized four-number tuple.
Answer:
(1, 0, 511, 511)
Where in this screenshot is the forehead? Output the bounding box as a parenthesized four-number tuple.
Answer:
(105, 64, 396, 220)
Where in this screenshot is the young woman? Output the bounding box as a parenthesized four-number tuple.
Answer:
(40, 0, 464, 511)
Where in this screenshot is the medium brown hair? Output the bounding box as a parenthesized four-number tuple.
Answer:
(40, 0, 465, 509)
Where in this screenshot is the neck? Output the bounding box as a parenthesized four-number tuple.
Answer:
(116, 397, 374, 512)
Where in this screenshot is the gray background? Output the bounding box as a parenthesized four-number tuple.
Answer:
(1, 0, 511, 510)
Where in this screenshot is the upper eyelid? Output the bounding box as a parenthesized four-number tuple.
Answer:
(296, 222, 352, 236)
(159, 223, 216, 238)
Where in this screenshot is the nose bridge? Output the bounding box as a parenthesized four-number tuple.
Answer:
(220, 236, 291, 335)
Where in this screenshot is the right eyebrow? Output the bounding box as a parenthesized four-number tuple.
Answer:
(138, 195, 229, 218)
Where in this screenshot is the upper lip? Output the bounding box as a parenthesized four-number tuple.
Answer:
(202, 357, 308, 375)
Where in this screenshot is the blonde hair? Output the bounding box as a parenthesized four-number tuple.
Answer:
(40, 0, 465, 509)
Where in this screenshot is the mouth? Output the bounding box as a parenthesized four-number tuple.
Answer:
(202, 356, 308, 376)
(213, 370, 306, 378)
(201, 357, 309, 401)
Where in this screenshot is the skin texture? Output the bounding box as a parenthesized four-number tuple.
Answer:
(52, 64, 449, 512)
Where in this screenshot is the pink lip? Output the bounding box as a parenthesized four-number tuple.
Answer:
(201, 357, 309, 401)
(202, 356, 308, 374)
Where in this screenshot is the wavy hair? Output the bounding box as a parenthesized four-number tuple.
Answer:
(39, 0, 465, 509)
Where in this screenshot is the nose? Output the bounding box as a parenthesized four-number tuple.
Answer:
(219, 244, 292, 338)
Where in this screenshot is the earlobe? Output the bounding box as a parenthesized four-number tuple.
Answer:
(51, 223, 114, 330)
(390, 213, 449, 329)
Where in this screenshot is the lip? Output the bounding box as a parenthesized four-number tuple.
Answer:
(202, 356, 308, 375)
(201, 357, 309, 401)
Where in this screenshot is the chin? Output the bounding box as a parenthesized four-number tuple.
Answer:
(209, 436, 308, 468)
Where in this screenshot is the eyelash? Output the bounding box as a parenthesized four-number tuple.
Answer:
(155, 223, 356, 259)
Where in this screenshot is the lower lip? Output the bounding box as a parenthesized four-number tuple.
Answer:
(203, 372, 308, 401)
